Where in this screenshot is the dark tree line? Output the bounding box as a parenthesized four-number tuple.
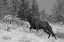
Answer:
(0, 0, 40, 20)
(17, 0, 40, 20)
(50, 0, 64, 24)
(0, 0, 56, 23)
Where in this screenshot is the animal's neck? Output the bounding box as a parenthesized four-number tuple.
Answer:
(28, 20, 31, 24)
(28, 19, 33, 25)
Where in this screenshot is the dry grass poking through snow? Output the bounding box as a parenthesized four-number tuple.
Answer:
(49, 23, 64, 39)
(55, 32, 64, 39)
(0, 20, 64, 42)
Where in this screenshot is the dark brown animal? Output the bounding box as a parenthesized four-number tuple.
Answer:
(26, 16, 57, 39)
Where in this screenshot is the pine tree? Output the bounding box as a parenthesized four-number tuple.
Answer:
(17, 0, 40, 20)
(52, 0, 64, 23)
(17, 0, 31, 20)
(31, 0, 40, 19)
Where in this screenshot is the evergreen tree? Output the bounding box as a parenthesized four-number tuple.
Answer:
(52, 0, 64, 23)
(17, 0, 31, 20)
(31, 0, 40, 19)
(17, 0, 40, 20)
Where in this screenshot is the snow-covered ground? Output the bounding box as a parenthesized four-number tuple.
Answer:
(49, 23, 64, 33)
(0, 20, 64, 42)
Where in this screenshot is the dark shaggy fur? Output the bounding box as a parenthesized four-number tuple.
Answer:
(26, 16, 57, 39)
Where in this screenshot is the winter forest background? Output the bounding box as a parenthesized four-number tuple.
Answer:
(0, 0, 64, 42)
(0, 0, 64, 24)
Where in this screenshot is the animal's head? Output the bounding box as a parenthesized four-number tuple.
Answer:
(26, 16, 32, 22)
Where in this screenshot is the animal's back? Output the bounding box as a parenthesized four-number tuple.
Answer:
(39, 21, 52, 31)
(38, 21, 48, 28)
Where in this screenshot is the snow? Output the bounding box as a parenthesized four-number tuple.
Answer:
(49, 23, 64, 33)
(0, 20, 64, 42)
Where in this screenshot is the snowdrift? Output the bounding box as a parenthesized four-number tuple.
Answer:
(0, 20, 64, 42)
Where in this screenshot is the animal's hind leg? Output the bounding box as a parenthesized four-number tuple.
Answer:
(43, 29, 50, 38)
(51, 31, 57, 39)
(47, 28, 57, 39)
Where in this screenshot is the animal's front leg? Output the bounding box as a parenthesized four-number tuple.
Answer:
(36, 26, 39, 33)
(37, 28, 39, 31)
(35, 23, 39, 32)
(30, 26, 32, 32)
